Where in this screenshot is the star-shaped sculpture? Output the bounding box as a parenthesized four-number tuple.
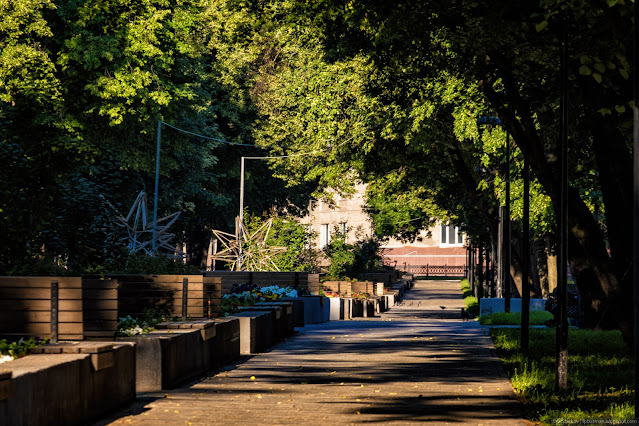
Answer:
(210, 217, 286, 271)
(115, 190, 185, 258)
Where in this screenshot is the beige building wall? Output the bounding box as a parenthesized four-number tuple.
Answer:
(300, 184, 467, 268)
(299, 184, 374, 250)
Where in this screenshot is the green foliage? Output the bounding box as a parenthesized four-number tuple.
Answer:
(4, 255, 68, 276)
(0, 337, 48, 359)
(479, 311, 554, 326)
(490, 328, 633, 422)
(460, 279, 479, 317)
(0, 0, 316, 275)
(244, 213, 318, 272)
(323, 228, 382, 280)
(220, 284, 298, 316)
(104, 252, 201, 275)
(116, 308, 166, 337)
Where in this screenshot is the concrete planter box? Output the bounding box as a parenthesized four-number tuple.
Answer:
(370, 298, 380, 315)
(340, 298, 353, 320)
(282, 296, 329, 325)
(383, 294, 395, 309)
(0, 342, 135, 425)
(213, 317, 240, 365)
(253, 301, 295, 338)
(391, 286, 404, 301)
(228, 311, 275, 355)
(352, 299, 376, 318)
(239, 305, 286, 342)
(377, 295, 387, 312)
(280, 298, 305, 327)
(117, 321, 217, 392)
(328, 297, 341, 321)
(479, 298, 547, 317)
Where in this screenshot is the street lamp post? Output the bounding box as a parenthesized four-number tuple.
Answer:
(152, 120, 162, 254)
(557, 17, 569, 391)
(522, 157, 530, 354)
(504, 133, 511, 313)
(477, 116, 511, 310)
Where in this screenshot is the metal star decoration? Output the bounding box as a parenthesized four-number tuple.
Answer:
(210, 217, 286, 271)
(115, 190, 185, 258)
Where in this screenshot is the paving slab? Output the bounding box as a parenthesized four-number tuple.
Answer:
(94, 280, 525, 425)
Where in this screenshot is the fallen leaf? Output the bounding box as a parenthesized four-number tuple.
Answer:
(355, 411, 360, 415)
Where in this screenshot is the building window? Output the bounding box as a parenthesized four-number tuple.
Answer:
(338, 222, 347, 243)
(320, 224, 330, 248)
(440, 223, 464, 247)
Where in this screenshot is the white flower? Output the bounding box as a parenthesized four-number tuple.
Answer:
(0, 355, 14, 364)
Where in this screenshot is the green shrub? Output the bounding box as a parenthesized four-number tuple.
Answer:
(104, 252, 201, 275)
(323, 229, 382, 280)
(479, 310, 554, 325)
(0, 337, 48, 359)
(460, 279, 479, 317)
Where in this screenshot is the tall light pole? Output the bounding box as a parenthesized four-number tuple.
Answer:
(237, 156, 246, 269)
(504, 133, 511, 313)
(477, 116, 511, 309)
(521, 156, 530, 354)
(556, 17, 569, 391)
(152, 120, 162, 253)
(634, 0, 639, 412)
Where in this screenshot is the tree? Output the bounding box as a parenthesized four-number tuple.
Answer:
(252, 0, 632, 336)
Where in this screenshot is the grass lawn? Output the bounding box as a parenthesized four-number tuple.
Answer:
(490, 328, 634, 423)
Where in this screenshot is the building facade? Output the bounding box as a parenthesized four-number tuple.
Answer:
(300, 184, 467, 271)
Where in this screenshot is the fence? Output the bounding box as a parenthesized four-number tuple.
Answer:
(204, 271, 320, 295)
(399, 265, 466, 277)
(0, 276, 117, 341)
(0, 275, 222, 341)
(98, 275, 223, 333)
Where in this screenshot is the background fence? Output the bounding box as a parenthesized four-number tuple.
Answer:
(204, 271, 320, 295)
(399, 265, 466, 277)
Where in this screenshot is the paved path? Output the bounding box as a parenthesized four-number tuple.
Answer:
(95, 280, 525, 425)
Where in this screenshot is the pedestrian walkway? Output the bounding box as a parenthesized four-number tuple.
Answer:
(95, 280, 525, 425)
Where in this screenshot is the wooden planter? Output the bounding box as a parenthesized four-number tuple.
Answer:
(116, 319, 223, 392)
(0, 276, 117, 341)
(0, 342, 135, 425)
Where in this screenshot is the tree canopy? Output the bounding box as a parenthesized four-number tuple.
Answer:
(1, 0, 634, 340)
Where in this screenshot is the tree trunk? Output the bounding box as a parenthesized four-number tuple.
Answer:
(482, 77, 627, 338)
(545, 234, 558, 296)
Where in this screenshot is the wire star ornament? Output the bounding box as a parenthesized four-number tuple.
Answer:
(210, 217, 286, 271)
(114, 190, 185, 258)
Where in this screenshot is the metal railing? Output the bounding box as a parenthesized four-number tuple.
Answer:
(398, 264, 466, 277)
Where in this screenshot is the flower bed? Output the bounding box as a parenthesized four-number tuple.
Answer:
(0, 337, 48, 365)
(116, 308, 167, 337)
(221, 283, 298, 316)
